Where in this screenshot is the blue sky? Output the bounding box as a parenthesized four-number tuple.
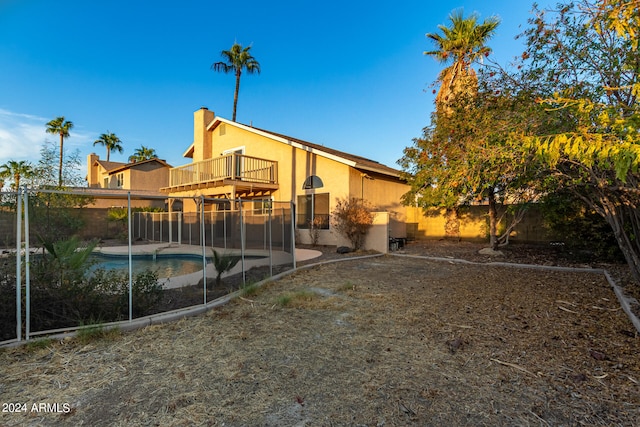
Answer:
(0, 0, 547, 182)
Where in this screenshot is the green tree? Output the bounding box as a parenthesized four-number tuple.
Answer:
(33, 141, 85, 188)
(407, 9, 536, 248)
(518, 0, 640, 281)
(93, 132, 123, 161)
(29, 142, 92, 241)
(211, 42, 261, 122)
(45, 116, 73, 187)
(425, 9, 500, 112)
(0, 160, 34, 191)
(400, 74, 544, 249)
(128, 145, 157, 162)
(594, 0, 640, 50)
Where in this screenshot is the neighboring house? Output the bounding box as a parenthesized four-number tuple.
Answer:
(87, 154, 171, 191)
(161, 107, 409, 245)
(85, 154, 172, 209)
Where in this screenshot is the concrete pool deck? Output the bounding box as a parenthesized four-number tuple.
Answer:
(93, 243, 322, 289)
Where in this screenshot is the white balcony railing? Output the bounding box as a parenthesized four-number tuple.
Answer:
(168, 153, 277, 188)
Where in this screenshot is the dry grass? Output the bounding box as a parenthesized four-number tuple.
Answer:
(1, 254, 639, 426)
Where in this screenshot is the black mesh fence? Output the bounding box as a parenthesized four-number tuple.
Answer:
(1, 188, 295, 345)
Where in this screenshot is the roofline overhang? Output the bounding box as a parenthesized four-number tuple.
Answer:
(106, 158, 171, 175)
(207, 117, 357, 167)
(354, 165, 403, 179)
(183, 144, 195, 158)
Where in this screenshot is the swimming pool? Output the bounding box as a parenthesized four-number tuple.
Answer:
(89, 253, 267, 278)
(89, 253, 207, 278)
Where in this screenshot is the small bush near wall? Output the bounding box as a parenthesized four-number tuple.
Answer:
(331, 198, 374, 250)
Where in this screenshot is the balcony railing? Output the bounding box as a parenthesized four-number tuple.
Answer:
(168, 153, 278, 188)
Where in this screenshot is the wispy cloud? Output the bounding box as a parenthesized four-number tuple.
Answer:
(0, 109, 94, 166)
(0, 109, 49, 164)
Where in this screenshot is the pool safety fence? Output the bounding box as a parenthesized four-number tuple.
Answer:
(1, 187, 296, 345)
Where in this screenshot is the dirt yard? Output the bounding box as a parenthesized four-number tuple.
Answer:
(1, 241, 639, 426)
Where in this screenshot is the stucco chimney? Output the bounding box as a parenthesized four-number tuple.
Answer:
(87, 153, 99, 187)
(193, 107, 215, 162)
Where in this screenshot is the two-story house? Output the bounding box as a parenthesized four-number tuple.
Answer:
(161, 107, 409, 245)
(85, 154, 172, 209)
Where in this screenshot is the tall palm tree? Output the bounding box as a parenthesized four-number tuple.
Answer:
(211, 42, 261, 122)
(128, 145, 158, 163)
(93, 131, 123, 161)
(425, 9, 500, 111)
(0, 160, 34, 191)
(45, 116, 74, 186)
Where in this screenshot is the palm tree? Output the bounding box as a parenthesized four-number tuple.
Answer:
(45, 116, 74, 186)
(425, 9, 500, 111)
(211, 42, 261, 122)
(128, 145, 158, 163)
(0, 160, 34, 191)
(93, 131, 123, 162)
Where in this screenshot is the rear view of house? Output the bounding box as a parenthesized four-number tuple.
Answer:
(162, 107, 409, 246)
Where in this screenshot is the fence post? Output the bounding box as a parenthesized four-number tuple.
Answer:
(201, 196, 207, 304)
(268, 201, 273, 277)
(281, 207, 285, 252)
(23, 188, 31, 340)
(168, 198, 173, 245)
(239, 199, 245, 286)
(15, 188, 22, 341)
(127, 192, 133, 322)
(178, 211, 182, 245)
(291, 200, 297, 270)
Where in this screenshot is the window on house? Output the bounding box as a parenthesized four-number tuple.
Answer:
(302, 175, 324, 189)
(297, 193, 329, 229)
(217, 200, 231, 211)
(219, 123, 226, 136)
(116, 173, 124, 188)
(253, 198, 273, 215)
(103, 177, 109, 188)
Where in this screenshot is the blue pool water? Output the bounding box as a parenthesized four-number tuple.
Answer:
(89, 254, 207, 278)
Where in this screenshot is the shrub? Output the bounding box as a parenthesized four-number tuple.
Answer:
(307, 217, 324, 246)
(331, 197, 374, 250)
(93, 268, 163, 317)
(541, 192, 623, 262)
(211, 249, 241, 287)
(130, 270, 163, 316)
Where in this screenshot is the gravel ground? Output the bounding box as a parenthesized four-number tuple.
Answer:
(1, 240, 639, 426)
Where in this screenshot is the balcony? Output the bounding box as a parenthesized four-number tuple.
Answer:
(162, 153, 278, 196)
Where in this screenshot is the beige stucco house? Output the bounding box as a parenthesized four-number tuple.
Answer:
(85, 154, 172, 209)
(161, 107, 409, 245)
(87, 154, 171, 191)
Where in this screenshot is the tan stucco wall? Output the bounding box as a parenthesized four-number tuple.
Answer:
(86, 154, 169, 192)
(192, 107, 215, 162)
(406, 205, 554, 243)
(348, 168, 408, 238)
(88, 197, 165, 210)
(208, 124, 409, 245)
(87, 154, 99, 187)
(207, 123, 352, 203)
(128, 163, 169, 191)
(170, 109, 412, 246)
